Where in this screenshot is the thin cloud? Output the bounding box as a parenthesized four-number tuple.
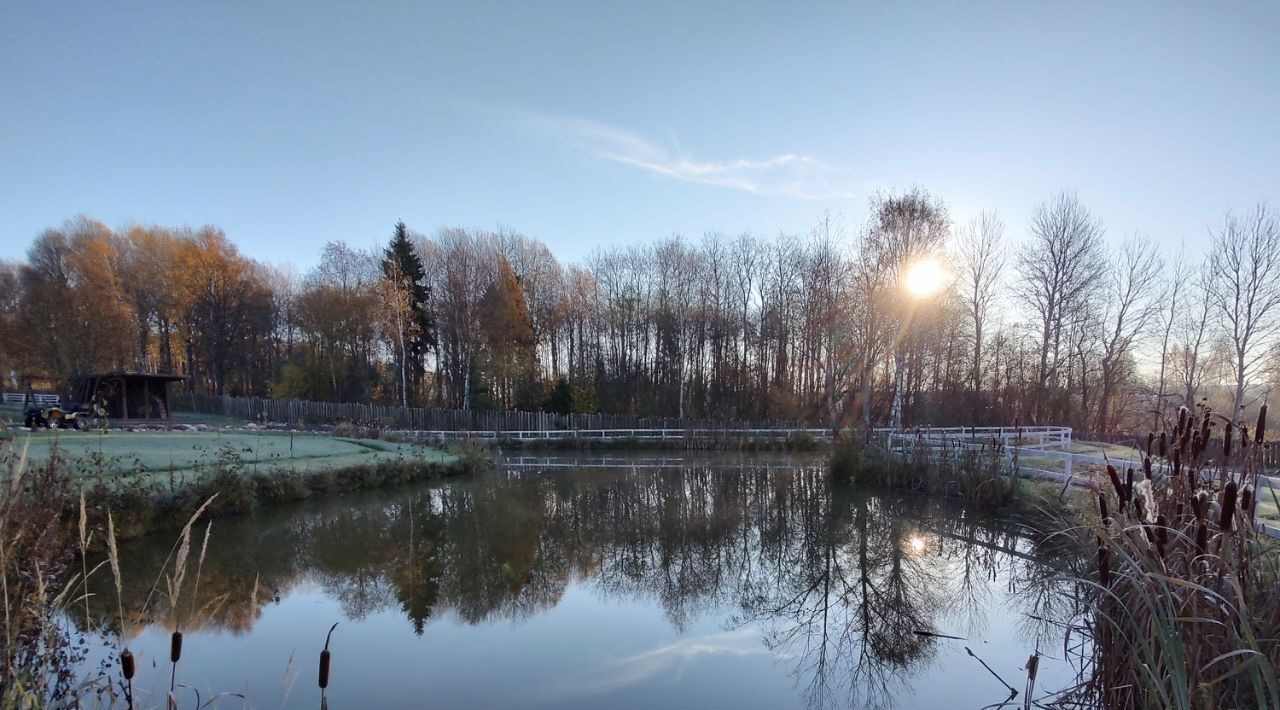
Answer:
(527, 628, 775, 704)
(501, 110, 860, 200)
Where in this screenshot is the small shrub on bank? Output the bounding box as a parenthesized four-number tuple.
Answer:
(252, 469, 309, 504)
(788, 431, 820, 452)
(448, 441, 494, 476)
(828, 434, 1015, 512)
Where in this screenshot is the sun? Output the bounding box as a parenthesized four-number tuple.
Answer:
(904, 258, 947, 297)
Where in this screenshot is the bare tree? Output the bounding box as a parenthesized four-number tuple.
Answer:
(863, 188, 950, 429)
(955, 211, 1006, 392)
(1015, 192, 1107, 423)
(1151, 248, 1191, 429)
(1171, 265, 1214, 409)
(1093, 236, 1163, 432)
(1207, 203, 1280, 417)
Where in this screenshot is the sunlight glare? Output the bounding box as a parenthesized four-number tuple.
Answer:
(904, 258, 946, 297)
(909, 534, 926, 555)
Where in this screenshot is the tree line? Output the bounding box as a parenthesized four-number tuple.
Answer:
(2, 188, 1277, 433)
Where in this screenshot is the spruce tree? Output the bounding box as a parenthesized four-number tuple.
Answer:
(382, 221, 435, 402)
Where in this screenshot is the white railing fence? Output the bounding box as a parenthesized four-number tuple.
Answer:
(1, 392, 60, 406)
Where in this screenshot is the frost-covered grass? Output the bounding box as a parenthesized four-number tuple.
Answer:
(8, 430, 453, 485)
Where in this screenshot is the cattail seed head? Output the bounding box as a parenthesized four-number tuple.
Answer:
(1098, 494, 1109, 523)
(319, 649, 331, 689)
(1177, 406, 1188, 436)
(1125, 468, 1134, 505)
(1224, 421, 1233, 459)
(1195, 522, 1208, 557)
(1159, 432, 1168, 458)
(171, 631, 183, 663)
(1220, 480, 1238, 532)
(121, 649, 135, 680)
(1107, 465, 1124, 504)
(1191, 492, 1203, 521)
(1191, 430, 1203, 460)
(1242, 486, 1254, 524)
(1147, 432, 1155, 457)
(1256, 404, 1267, 444)
(1172, 447, 1182, 475)
(1143, 457, 1152, 478)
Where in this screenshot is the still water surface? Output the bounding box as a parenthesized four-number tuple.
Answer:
(80, 454, 1078, 709)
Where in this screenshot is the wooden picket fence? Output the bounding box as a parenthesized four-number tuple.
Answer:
(174, 393, 807, 433)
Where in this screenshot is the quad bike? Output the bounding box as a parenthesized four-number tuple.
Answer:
(24, 402, 101, 430)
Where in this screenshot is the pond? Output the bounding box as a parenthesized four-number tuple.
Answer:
(74, 454, 1083, 709)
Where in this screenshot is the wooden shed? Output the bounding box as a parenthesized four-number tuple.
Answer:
(74, 372, 188, 419)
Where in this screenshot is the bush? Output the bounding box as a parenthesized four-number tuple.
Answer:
(829, 435, 1015, 513)
(447, 441, 494, 476)
(251, 470, 309, 504)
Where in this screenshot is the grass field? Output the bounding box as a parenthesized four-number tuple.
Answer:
(1, 429, 454, 485)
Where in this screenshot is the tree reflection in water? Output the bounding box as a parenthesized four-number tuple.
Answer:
(85, 456, 1077, 708)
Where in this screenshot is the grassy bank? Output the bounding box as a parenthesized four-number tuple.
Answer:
(2, 429, 482, 540)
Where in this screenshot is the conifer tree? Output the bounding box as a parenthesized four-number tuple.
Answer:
(382, 221, 435, 404)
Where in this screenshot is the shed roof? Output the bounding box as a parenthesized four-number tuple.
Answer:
(84, 371, 189, 382)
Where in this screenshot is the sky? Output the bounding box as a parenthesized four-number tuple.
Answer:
(2, 0, 1278, 270)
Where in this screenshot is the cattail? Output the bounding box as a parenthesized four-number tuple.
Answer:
(1177, 406, 1188, 437)
(1159, 432, 1168, 458)
(1241, 486, 1255, 525)
(1240, 425, 1249, 454)
(1097, 538, 1110, 587)
(1143, 456, 1152, 479)
(1223, 421, 1233, 459)
(1191, 430, 1203, 460)
(319, 622, 339, 690)
(121, 649, 135, 679)
(1147, 432, 1155, 457)
(1107, 464, 1124, 505)
(1195, 522, 1208, 557)
(171, 631, 183, 663)
(1152, 514, 1172, 557)
(1098, 493, 1109, 524)
(1125, 468, 1134, 506)
(1256, 404, 1267, 444)
(1200, 410, 1212, 441)
(1191, 492, 1203, 521)
(1220, 480, 1238, 532)
(1172, 446, 1182, 476)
